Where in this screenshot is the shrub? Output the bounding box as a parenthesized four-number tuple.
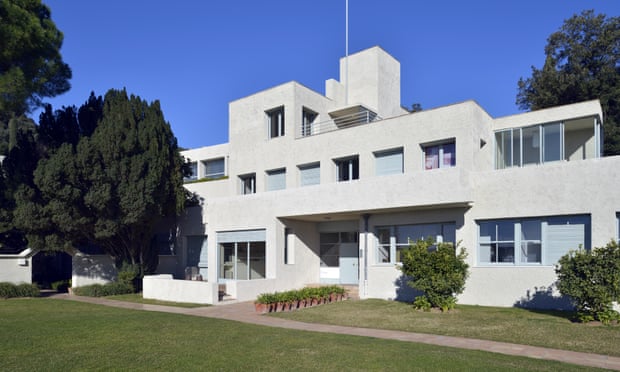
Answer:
(0, 282, 18, 298)
(556, 240, 620, 324)
(16, 283, 40, 297)
(51, 279, 71, 293)
(254, 286, 346, 305)
(0, 282, 39, 298)
(399, 238, 469, 312)
(73, 281, 134, 297)
(117, 262, 140, 285)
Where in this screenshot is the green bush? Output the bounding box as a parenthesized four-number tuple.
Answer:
(255, 286, 347, 304)
(556, 240, 620, 324)
(399, 238, 469, 312)
(412, 296, 432, 312)
(0, 282, 18, 298)
(51, 279, 71, 293)
(117, 262, 140, 285)
(72, 281, 134, 297)
(0, 282, 39, 298)
(16, 283, 40, 297)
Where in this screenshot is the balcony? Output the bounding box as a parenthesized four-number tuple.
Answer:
(297, 105, 382, 138)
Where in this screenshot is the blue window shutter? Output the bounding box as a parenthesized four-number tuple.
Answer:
(300, 163, 320, 186)
(266, 169, 286, 191)
(375, 149, 403, 176)
(217, 229, 266, 243)
(545, 224, 584, 265)
(205, 158, 225, 178)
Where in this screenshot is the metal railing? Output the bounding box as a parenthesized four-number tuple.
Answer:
(297, 110, 382, 138)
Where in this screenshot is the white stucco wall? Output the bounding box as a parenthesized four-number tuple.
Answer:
(172, 46, 614, 310)
(0, 250, 33, 284)
(143, 274, 217, 304)
(72, 253, 116, 287)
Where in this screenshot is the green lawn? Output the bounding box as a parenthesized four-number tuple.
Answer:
(104, 293, 207, 308)
(0, 299, 600, 371)
(271, 299, 620, 357)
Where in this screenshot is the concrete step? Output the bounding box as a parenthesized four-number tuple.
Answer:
(341, 285, 359, 300)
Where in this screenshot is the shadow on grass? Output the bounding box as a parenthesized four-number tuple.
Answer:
(513, 286, 577, 321)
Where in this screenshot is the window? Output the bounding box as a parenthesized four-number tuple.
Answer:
(239, 173, 256, 194)
(423, 141, 456, 170)
(375, 148, 403, 176)
(184, 161, 198, 181)
(299, 162, 320, 186)
(202, 157, 225, 180)
(495, 122, 564, 169)
(267, 106, 285, 138)
(376, 223, 456, 264)
(495, 129, 521, 168)
(151, 233, 175, 256)
(335, 156, 359, 182)
(302, 107, 318, 137)
(320, 232, 358, 267)
(266, 168, 286, 191)
(617, 213, 620, 242)
(218, 229, 266, 280)
(478, 215, 590, 265)
(284, 228, 294, 264)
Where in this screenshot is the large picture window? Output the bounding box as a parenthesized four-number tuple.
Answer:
(495, 122, 564, 169)
(320, 232, 358, 267)
(477, 215, 589, 265)
(218, 230, 266, 280)
(376, 222, 456, 264)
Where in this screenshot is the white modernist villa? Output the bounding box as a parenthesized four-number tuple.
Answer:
(140, 46, 620, 307)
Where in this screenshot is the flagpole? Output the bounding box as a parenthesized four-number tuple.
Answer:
(345, 0, 349, 106)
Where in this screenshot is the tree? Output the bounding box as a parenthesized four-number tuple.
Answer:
(0, 93, 102, 251)
(399, 238, 469, 312)
(14, 89, 186, 275)
(0, 116, 38, 252)
(0, 0, 71, 121)
(517, 10, 620, 155)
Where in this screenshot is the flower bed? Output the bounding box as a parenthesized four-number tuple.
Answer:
(254, 285, 347, 313)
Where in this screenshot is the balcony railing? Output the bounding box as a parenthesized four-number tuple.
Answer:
(297, 109, 382, 138)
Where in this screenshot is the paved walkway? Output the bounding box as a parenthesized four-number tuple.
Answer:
(49, 294, 620, 371)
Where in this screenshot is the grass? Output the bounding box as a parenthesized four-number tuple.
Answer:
(0, 298, 601, 371)
(271, 299, 620, 357)
(104, 293, 207, 308)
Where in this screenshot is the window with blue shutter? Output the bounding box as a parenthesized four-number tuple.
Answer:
(266, 168, 286, 191)
(299, 162, 320, 186)
(375, 148, 403, 176)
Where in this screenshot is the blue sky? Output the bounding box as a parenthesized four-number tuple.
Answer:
(39, 0, 619, 149)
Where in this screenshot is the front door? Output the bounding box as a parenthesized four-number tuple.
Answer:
(339, 243, 359, 284)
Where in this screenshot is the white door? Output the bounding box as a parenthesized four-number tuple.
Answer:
(339, 243, 359, 284)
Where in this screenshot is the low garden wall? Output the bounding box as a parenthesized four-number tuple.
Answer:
(225, 278, 278, 302)
(143, 274, 217, 305)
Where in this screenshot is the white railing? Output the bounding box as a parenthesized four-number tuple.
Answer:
(298, 110, 382, 138)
